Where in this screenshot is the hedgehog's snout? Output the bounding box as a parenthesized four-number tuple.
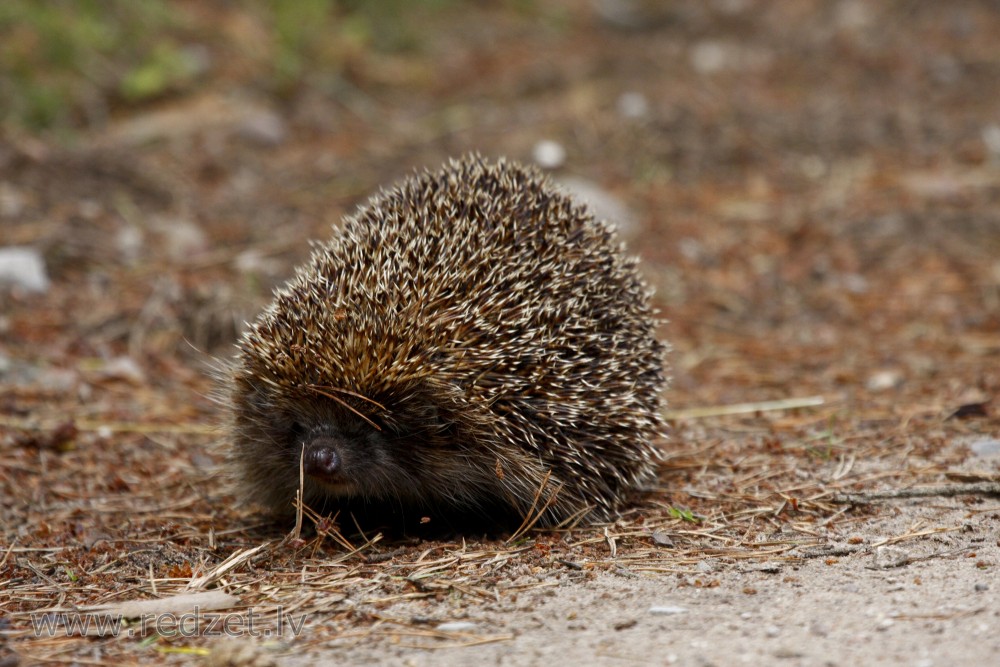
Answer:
(304, 438, 343, 481)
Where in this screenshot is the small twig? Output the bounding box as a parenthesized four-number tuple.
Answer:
(0, 539, 16, 569)
(604, 526, 618, 558)
(304, 385, 383, 432)
(148, 562, 157, 596)
(291, 444, 305, 542)
(794, 544, 867, 559)
(185, 542, 270, 590)
(507, 472, 562, 544)
(866, 546, 969, 570)
(832, 482, 1000, 504)
(556, 559, 584, 570)
(664, 395, 826, 420)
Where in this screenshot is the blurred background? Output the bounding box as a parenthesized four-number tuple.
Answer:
(1, 0, 998, 421)
(3, 5, 999, 664)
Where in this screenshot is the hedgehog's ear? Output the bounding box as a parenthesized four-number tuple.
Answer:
(392, 383, 460, 438)
(417, 403, 444, 430)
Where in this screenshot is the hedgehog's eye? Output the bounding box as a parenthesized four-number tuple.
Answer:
(287, 420, 307, 445)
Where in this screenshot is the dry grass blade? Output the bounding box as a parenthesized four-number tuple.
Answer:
(186, 543, 270, 590)
(832, 482, 1000, 503)
(305, 385, 383, 431)
(305, 385, 388, 412)
(83, 591, 239, 618)
(506, 471, 562, 544)
(664, 396, 826, 420)
(291, 444, 306, 542)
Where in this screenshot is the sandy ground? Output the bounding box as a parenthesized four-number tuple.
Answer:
(282, 473, 1000, 667)
(303, 526, 998, 667)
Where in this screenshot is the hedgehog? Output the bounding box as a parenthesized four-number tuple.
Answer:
(226, 155, 667, 528)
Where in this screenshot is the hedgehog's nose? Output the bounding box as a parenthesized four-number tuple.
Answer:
(304, 440, 341, 480)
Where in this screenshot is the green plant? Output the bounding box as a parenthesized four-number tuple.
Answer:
(0, 0, 185, 131)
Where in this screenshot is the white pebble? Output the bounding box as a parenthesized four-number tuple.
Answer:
(99, 356, 146, 385)
(436, 621, 477, 632)
(690, 41, 729, 74)
(0, 182, 25, 218)
(116, 225, 144, 264)
(152, 215, 208, 260)
(533, 140, 566, 169)
(0, 246, 50, 293)
(557, 176, 637, 239)
(240, 110, 288, 146)
(983, 125, 1000, 160)
(866, 369, 903, 392)
(648, 605, 687, 615)
(617, 91, 649, 119)
(970, 438, 1000, 458)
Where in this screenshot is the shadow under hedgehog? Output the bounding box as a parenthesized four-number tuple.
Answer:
(224, 154, 668, 532)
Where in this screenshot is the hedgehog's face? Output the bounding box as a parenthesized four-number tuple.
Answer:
(293, 416, 414, 500)
(231, 380, 468, 513)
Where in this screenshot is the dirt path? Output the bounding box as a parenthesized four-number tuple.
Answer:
(288, 498, 999, 666)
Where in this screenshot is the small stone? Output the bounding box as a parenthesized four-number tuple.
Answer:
(617, 91, 649, 120)
(800, 155, 827, 180)
(765, 624, 781, 638)
(874, 546, 911, 568)
(205, 638, 277, 667)
(591, 0, 670, 30)
(533, 140, 566, 169)
(557, 176, 637, 239)
(648, 605, 687, 616)
(866, 369, 903, 391)
(78, 199, 103, 220)
(651, 531, 674, 547)
(982, 125, 1000, 160)
(239, 110, 288, 146)
(810, 621, 830, 637)
(695, 559, 716, 573)
(690, 40, 729, 74)
(234, 249, 285, 279)
(96, 356, 145, 385)
(835, 0, 872, 31)
(116, 225, 144, 264)
(0, 246, 49, 293)
(839, 273, 869, 294)
(773, 647, 803, 658)
(435, 621, 477, 632)
(969, 438, 1000, 458)
(152, 216, 208, 261)
(0, 182, 25, 218)
(678, 237, 704, 261)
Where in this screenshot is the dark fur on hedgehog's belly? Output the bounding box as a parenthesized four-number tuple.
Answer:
(295, 490, 531, 538)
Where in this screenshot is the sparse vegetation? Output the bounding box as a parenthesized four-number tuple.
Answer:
(0, 0, 457, 133)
